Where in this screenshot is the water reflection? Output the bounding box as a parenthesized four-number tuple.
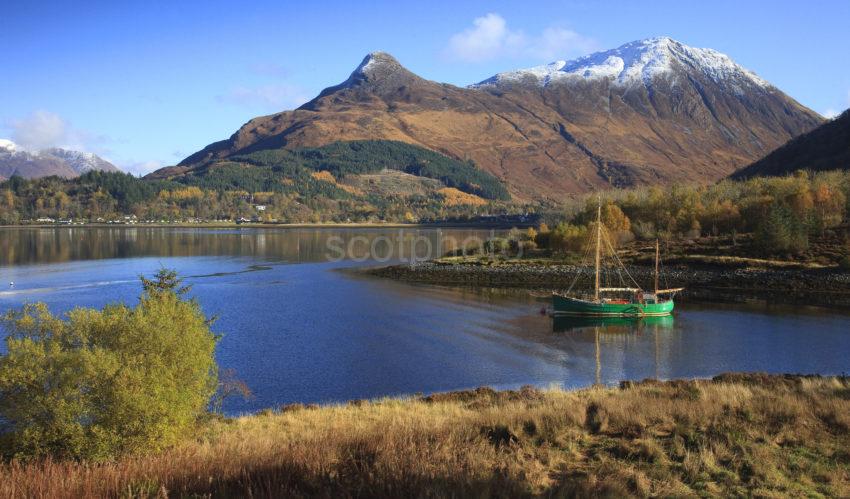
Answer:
(553, 315, 677, 385)
(552, 315, 675, 333)
(0, 227, 499, 267)
(2, 228, 850, 413)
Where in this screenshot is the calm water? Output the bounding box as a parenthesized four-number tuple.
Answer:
(1, 227, 849, 414)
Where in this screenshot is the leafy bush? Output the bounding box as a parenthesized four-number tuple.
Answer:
(0, 270, 218, 461)
(572, 202, 634, 246)
(754, 205, 809, 255)
(632, 220, 656, 240)
(550, 223, 589, 254)
(483, 237, 509, 254)
(575, 201, 631, 233)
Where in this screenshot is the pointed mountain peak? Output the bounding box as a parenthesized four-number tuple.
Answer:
(304, 51, 426, 105)
(474, 37, 771, 90)
(352, 51, 402, 76)
(344, 51, 420, 89)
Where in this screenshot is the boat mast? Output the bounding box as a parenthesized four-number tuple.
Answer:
(594, 202, 601, 301)
(654, 239, 660, 294)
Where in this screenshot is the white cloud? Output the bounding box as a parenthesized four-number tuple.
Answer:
(6, 111, 168, 176)
(10, 110, 71, 150)
(445, 13, 523, 63)
(217, 84, 309, 111)
(7, 110, 114, 154)
(444, 13, 597, 63)
(531, 26, 598, 62)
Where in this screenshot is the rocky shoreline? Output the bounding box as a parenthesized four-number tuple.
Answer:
(368, 260, 850, 307)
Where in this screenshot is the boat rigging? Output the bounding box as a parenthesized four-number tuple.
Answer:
(552, 203, 683, 317)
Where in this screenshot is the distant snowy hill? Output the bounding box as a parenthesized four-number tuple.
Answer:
(0, 141, 120, 180)
(473, 37, 770, 91)
(43, 148, 120, 175)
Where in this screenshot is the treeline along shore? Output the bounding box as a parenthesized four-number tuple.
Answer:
(364, 169, 850, 304)
(368, 229, 850, 306)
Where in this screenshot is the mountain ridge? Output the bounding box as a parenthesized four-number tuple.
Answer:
(164, 37, 823, 199)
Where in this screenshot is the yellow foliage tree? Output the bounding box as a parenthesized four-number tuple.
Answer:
(0, 270, 219, 461)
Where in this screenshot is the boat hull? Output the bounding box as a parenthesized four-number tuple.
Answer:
(553, 294, 674, 317)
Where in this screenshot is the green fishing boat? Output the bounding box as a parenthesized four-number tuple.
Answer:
(553, 292, 675, 317)
(553, 205, 682, 317)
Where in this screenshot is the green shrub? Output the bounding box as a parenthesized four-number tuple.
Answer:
(0, 269, 218, 461)
(483, 237, 509, 254)
(754, 205, 809, 255)
(550, 223, 589, 254)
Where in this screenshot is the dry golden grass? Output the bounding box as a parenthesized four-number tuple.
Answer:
(2, 374, 849, 498)
(310, 170, 363, 195)
(437, 187, 487, 207)
(309, 170, 336, 183)
(344, 169, 443, 198)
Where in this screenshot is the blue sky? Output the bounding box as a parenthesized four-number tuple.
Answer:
(2, 0, 849, 174)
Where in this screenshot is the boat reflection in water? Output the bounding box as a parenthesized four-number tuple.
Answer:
(552, 315, 675, 385)
(552, 315, 675, 333)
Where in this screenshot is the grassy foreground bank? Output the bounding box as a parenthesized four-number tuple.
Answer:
(2, 374, 849, 497)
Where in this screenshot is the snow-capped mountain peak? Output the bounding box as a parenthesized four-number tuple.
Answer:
(473, 37, 771, 90)
(0, 139, 16, 152)
(43, 148, 119, 174)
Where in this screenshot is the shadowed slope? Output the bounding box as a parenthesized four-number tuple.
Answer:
(732, 109, 850, 179)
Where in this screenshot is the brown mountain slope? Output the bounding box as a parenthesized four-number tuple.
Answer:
(167, 38, 822, 200)
(731, 109, 850, 179)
